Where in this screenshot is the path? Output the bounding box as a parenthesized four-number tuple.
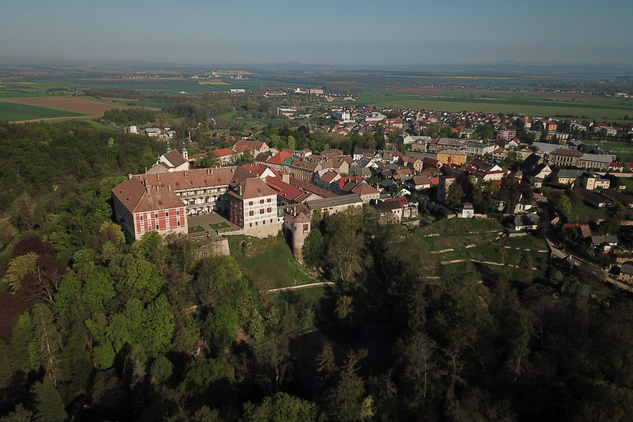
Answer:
(263, 282, 336, 294)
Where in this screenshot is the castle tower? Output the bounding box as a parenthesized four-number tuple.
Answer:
(181, 147, 188, 161)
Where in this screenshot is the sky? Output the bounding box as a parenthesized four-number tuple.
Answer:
(2, 0, 633, 67)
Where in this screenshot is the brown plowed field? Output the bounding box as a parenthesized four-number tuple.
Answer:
(0, 96, 132, 117)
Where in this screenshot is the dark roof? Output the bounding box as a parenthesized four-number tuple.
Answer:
(306, 194, 363, 210)
(621, 261, 633, 275)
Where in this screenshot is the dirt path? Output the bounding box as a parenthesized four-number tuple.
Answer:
(263, 282, 336, 294)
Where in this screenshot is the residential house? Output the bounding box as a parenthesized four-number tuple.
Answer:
(508, 214, 540, 231)
(461, 202, 475, 218)
(619, 261, 633, 283)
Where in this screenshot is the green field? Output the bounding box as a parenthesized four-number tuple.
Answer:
(357, 90, 633, 121)
(0, 90, 49, 98)
(0, 101, 87, 121)
(210, 222, 230, 230)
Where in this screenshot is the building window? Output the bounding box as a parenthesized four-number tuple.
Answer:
(176, 210, 180, 215)
(249, 201, 253, 206)
(260, 200, 264, 204)
(267, 207, 271, 213)
(267, 198, 271, 203)
(177, 221, 181, 227)
(165, 211, 169, 217)
(156, 224, 159, 230)
(263, 220, 266, 225)
(249, 211, 254, 216)
(249, 223, 252, 227)
(260, 209, 264, 214)
(256, 222, 258, 226)
(270, 219, 273, 223)
(140, 216, 143, 221)
(155, 213, 158, 218)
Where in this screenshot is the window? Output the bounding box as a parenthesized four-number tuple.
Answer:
(165, 211, 169, 217)
(267, 207, 271, 213)
(177, 221, 181, 227)
(270, 219, 273, 223)
(267, 198, 271, 203)
(156, 224, 159, 230)
(263, 220, 266, 225)
(177, 210, 180, 215)
(255, 222, 258, 226)
(249, 201, 253, 206)
(249, 223, 252, 227)
(140, 216, 143, 221)
(260, 209, 264, 214)
(260, 200, 264, 204)
(249, 211, 254, 216)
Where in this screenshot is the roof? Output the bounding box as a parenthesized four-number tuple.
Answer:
(550, 148, 583, 157)
(234, 140, 266, 151)
(621, 261, 633, 275)
(216, 147, 237, 158)
(265, 176, 303, 201)
(267, 149, 293, 165)
(162, 150, 188, 168)
(351, 182, 380, 196)
(289, 177, 337, 198)
(240, 163, 279, 178)
(112, 177, 185, 214)
(306, 194, 363, 210)
(230, 177, 277, 200)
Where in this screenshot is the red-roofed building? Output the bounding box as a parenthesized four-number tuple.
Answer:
(233, 140, 269, 155)
(216, 148, 240, 165)
(265, 149, 294, 171)
(112, 177, 188, 242)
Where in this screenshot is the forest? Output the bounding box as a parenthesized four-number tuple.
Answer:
(1, 119, 633, 422)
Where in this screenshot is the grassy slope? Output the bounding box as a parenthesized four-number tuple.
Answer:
(228, 233, 316, 289)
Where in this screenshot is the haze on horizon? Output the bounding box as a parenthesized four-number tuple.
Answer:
(2, 0, 633, 67)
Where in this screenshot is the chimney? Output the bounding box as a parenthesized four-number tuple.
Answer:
(157, 174, 160, 181)
(128, 174, 133, 180)
(168, 185, 171, 192)
(184, 171, 187, 178)
(146, 186, 151, 197)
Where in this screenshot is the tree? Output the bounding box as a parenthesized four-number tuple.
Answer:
(316, 342, 337, 389)
(2, 253, 37, 292)
(32, 303, 62, 386)
(446, 184, 465, 209)
(244, 392, 323, 422)
(394, 332, 438, 401)
(203, 304, 239, 352)
(30, 377, 67, 422)
(178, 357, 235, 407)
(1, 404, 34, 422)
(556, 195, 572, 217)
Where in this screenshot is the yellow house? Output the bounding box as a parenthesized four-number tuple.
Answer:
(437, 150, 467, 166)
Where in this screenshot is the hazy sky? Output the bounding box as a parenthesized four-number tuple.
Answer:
(2, 0, 633, 66)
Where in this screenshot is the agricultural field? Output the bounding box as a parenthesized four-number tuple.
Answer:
(357, 88, 633, 121)
(0, 96, 147, 122)
(0, 100, 87, 122)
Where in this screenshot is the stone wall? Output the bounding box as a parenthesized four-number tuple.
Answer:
(197, 238, 230, 259)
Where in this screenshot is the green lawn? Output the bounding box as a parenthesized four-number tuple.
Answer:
(568, 202, 608, 223)
(500, 235, 548, 250)
(0, 101, 87, 121)
(228, 233, 315, 288)
(418, 218, 502, 236)
(188, 225, 205, 233)
(210, 222, 230, 230)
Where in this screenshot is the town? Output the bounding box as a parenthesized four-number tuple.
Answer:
(114, 105, 633, 288)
